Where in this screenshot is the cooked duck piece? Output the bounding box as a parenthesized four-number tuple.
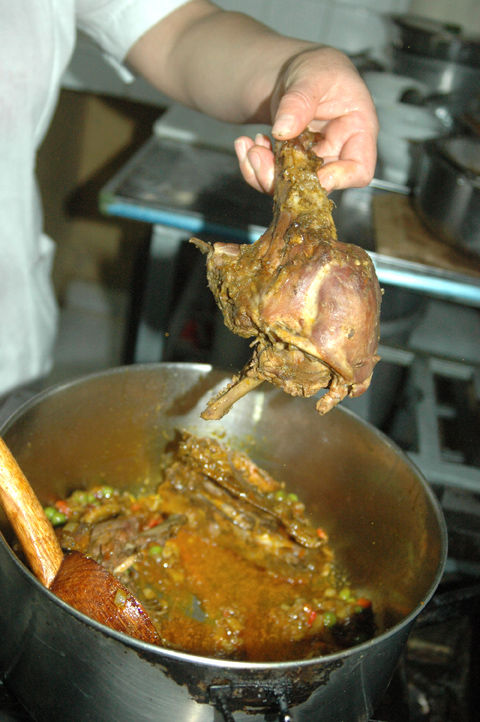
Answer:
(191, 131, 382, 419)
(171, 432, 321, 549)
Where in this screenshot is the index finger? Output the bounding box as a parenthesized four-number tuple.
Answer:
(317, 138, 377, 192)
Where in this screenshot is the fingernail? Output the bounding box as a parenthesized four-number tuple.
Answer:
(272, 114, 295, 137)
(234, 137, 246, 160)
(249, 150, 261, 172)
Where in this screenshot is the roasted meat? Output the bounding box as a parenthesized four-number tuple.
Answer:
(191, 131, 382, 419)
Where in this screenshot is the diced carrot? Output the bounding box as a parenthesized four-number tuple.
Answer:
(54, 500, 70, 516)
(146, 515, 162, 529)
(355, 597, 372, 608)
(306, 609, 317, 627)
(316, 527, 327, 540)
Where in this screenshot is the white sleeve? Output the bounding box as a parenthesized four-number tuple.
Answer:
(76, 0, 188, 76)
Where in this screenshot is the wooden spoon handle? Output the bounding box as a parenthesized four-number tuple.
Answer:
(0, 437, 64, 588)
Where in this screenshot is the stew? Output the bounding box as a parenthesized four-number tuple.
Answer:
(46, 431, 374, 661)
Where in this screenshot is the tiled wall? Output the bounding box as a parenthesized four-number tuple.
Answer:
(216, 0, 410, 54)
(64, 0, 479, 104)
(64, 0, 411, 103)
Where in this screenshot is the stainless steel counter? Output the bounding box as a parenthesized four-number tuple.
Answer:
(100, 131, 480, 362)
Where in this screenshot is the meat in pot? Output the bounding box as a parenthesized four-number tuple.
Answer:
(47, 431, 375, 662)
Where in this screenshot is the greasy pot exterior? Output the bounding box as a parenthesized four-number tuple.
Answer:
(0, 364, 447, 722)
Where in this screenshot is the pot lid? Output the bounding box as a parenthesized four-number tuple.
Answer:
(393, 14, 480, 68)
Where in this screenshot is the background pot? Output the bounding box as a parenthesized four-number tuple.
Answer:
(414, 135, 480, 255)
(375, 102, 446, 185)
(0, 364, 447, 722)
(391, 14, 480, 95)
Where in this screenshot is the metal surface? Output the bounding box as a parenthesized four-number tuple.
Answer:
(391, 15, 480, 96)
(392, 15, 480, 67)
(100, 135, 480, 309)
(414, 137, 480, 256)
(392, 47, 480, 96)
(375, 344, 480, 493)
(0, 364, 447, 722)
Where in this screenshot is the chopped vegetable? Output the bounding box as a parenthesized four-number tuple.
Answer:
(71, 490, 95, 506)
(44, 506, 67, 527)
(148, 545, 164, 558)
(96, 485, 115, 500)
(355, 597, 372, 609)
(51, 430, 375, 661)
(339, 587, 355, 602)
(323, 611, 337, 628)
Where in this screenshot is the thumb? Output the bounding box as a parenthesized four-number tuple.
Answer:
(271, 78, 319, 140)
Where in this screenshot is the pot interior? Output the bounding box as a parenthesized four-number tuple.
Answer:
(0, 363, 446, 639)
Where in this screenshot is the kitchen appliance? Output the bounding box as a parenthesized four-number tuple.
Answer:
(0, 363, 446, 722)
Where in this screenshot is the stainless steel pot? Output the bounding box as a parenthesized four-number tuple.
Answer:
(391, 14, 480, 96)
(414, 135, 480, 255)
(0, 364, 447, 722)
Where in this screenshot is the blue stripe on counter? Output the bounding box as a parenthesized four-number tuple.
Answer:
(102, 201, 255, 242)
(103, 201, 480, 307)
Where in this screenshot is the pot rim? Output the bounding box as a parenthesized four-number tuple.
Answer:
(0, 363, 448, 671)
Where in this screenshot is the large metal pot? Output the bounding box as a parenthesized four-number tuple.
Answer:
(414, 135, 480, 255)
(0, 364, 447, 722)
(391, 14, 480, 95)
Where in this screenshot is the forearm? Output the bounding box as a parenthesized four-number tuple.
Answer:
(127, 0, 313, 124)
(127, 0, 377, 191)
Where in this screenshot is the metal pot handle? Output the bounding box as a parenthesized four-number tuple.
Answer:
(209, 683, 292, 722)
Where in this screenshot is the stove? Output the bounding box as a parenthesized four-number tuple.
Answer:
(1, 341, 479, 721)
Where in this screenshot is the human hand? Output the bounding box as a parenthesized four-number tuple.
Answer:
(234, 46, 378, 194)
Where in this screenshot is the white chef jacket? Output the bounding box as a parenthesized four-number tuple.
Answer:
(0, 0, 185, 396)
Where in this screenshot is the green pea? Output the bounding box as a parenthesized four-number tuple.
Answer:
(339, 587, 352, 601)
(274, 490, 286, 501)
(287, 493, 298, 502)
(71, 490, 94, 506)
(97, 485, 114, 500)
(323, 611, 337, 628)
(44, 507, 67, 527)
(149, 545, 163, 558)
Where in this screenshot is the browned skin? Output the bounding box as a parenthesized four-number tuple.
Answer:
(191, 131, 382, 419)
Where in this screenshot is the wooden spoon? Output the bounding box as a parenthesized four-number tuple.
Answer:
(0, 437, 160, 644)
